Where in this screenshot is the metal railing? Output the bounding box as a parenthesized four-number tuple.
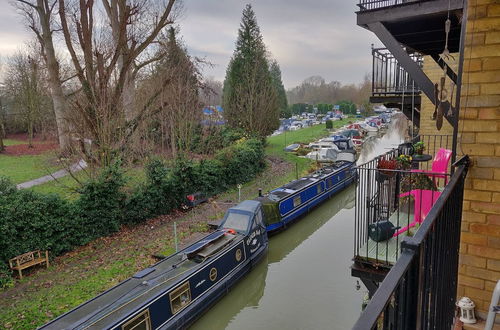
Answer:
(358, 0, 435, 11)
(354, 134, 452, 267)
(352, 155, 469, 329)
(372, 48, 422, 97)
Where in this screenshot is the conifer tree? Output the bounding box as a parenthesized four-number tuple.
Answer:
(270, 60, 288, 118)
(222, 4, 279, 137)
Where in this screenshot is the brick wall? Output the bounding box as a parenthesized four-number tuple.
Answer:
(417, 0, 500, 317)
(459, 0, 500, 317)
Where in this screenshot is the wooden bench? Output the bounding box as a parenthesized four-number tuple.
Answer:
(9, 250, 49, 279)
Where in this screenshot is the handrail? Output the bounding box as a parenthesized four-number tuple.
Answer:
(352, 155, 469, 329)
(358, 0, 436, 12)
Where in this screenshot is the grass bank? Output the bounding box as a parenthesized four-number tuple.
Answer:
(0, 120, 351, 329)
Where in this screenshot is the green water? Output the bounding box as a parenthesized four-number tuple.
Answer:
(190, 186, 363, 330)
(190, 116, 407, 330)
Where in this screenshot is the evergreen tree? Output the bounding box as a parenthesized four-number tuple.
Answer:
(222, 4, 279, 137)
(269, 60, 288, 118)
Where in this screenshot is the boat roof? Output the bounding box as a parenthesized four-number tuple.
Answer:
(267, 162, 351, 201)
(228, 200, 261, 214)
(42, 231, 242, 330)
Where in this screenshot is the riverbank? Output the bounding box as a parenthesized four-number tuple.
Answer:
(0, 120, 350, 329)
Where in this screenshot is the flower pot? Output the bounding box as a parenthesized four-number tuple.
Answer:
(376, 171, 391, 183)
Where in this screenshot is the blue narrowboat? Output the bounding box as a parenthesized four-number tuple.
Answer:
(41, 200, 268, 330)
(256, 160, 356, 233)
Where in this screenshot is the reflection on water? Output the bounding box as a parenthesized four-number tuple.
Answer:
(191, 187, 359, 330)
(357, 114, 408, 164)
(190, 119, 407, 330)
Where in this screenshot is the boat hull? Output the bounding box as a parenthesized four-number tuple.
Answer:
(266, 162, 357, 234)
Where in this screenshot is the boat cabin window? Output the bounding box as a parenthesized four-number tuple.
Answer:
(170, 282, 191, 314)
(222, 211, 251, 233)
(317, 184, 322, 194)
(254, 208, 264, 228)
(293, 196, 301, 207)
(122, 309, 151, 330)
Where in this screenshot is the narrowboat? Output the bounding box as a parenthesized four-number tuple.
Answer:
(256, 160, 356, 234)
(41, 200, 268, 330)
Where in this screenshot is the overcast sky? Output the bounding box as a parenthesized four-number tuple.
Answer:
(0, 0, 380, 89)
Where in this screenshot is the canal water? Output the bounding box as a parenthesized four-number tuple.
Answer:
(191, 115, 407, 330)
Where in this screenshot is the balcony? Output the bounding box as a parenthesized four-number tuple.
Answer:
(371, 48, 422, 124)
(352, 134, 454, 286)
(357, 0, 464, 56)
(352, 154, 470, 329)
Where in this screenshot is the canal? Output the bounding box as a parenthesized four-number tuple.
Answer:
(191, 115, 408, 330)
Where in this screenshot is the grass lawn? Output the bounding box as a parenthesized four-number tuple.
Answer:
(265, 118, 351, 179)
(0, 152, 60, 184)
(30, 166, 147, 199)
(0, 119, 353, 329)
(3, 139, 28, 146)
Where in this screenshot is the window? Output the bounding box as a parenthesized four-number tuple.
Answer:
(222, 212, 251, 233)
(317, 184, 322, 194)
(122, 309, 151, 330)
(170, 282, 191, 314)
(293, 196, 301, 207)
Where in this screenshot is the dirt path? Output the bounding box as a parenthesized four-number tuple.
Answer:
(0, 156, 292, 329)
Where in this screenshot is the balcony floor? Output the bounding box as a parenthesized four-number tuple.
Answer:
(357, 208, 416, 265)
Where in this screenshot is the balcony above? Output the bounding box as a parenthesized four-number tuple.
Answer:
(357, 0, 464, 56)
(370, 48, 422, 124)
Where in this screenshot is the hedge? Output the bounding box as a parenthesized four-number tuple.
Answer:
(0, 139, 265, 287)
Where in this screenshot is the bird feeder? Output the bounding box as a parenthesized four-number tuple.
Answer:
(456, 297, 476, 324)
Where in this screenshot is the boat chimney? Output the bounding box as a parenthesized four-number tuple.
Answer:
(258, 188, 262, 197)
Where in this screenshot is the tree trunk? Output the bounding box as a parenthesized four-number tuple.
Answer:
(37, 0, 71, 150)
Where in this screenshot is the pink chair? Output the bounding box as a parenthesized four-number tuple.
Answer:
(412, 148, 452, 185)
(393, 189, 441, 237)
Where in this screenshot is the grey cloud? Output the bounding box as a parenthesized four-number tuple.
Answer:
(1, 0, 379, 88)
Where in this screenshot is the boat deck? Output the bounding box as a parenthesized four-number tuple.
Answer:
(357, 208, 416, 265)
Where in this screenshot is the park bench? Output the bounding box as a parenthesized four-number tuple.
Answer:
(9, 250, 49, 279)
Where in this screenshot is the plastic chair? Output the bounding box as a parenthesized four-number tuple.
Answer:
(412, 148, 452, 185)
(393, 189, 441, 237)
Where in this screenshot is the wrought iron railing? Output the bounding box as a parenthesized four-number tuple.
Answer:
(372, 48, 422, 97)
(354, 134, 452, 267)
(352, 155, 469, 329)
(358, 0, 435, 11)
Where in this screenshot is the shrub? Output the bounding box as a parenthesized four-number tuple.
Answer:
(0, 139, 266, 282)
(325, 120, 333, 129)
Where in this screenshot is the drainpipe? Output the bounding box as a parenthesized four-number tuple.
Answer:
(485, 280, 500, 330)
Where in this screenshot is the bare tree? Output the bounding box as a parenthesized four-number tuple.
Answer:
(3, 51, 51, 147)
(200, 77, 223, 106)
(56, 0, 178, 165)
(14, 0, 71, 150)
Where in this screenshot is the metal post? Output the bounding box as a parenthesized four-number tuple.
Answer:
(174, 222, 178, 252)
(451, 0, 468, 167)
(237, 184, 242, 202)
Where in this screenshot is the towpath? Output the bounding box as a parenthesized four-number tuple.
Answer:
(16, 159, 87, 189)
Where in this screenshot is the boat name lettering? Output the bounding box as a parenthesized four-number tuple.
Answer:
(246, 229, 261, 245)
(195, 279, 206, 288)
(250, 242, 261, 254)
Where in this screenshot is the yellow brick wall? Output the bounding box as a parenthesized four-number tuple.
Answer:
(457, 0, 500, 317)
(418, 0, 500, 317)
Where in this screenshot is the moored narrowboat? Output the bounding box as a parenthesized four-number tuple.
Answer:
(41, 200, 268, 330)
(256, 160, 357, 234)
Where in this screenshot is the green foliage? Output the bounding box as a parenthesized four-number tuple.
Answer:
(191, 125, 245, 154)
(270, 60, 288, 118)
(222, 4, 279, 137)
(337, 100, 357, 115)
(325, 120, 333, 129)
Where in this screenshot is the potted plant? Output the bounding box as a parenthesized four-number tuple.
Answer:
(376, 157, 397, 182)
(413, 141, 425, 155)
(396, 154, 412, 170)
